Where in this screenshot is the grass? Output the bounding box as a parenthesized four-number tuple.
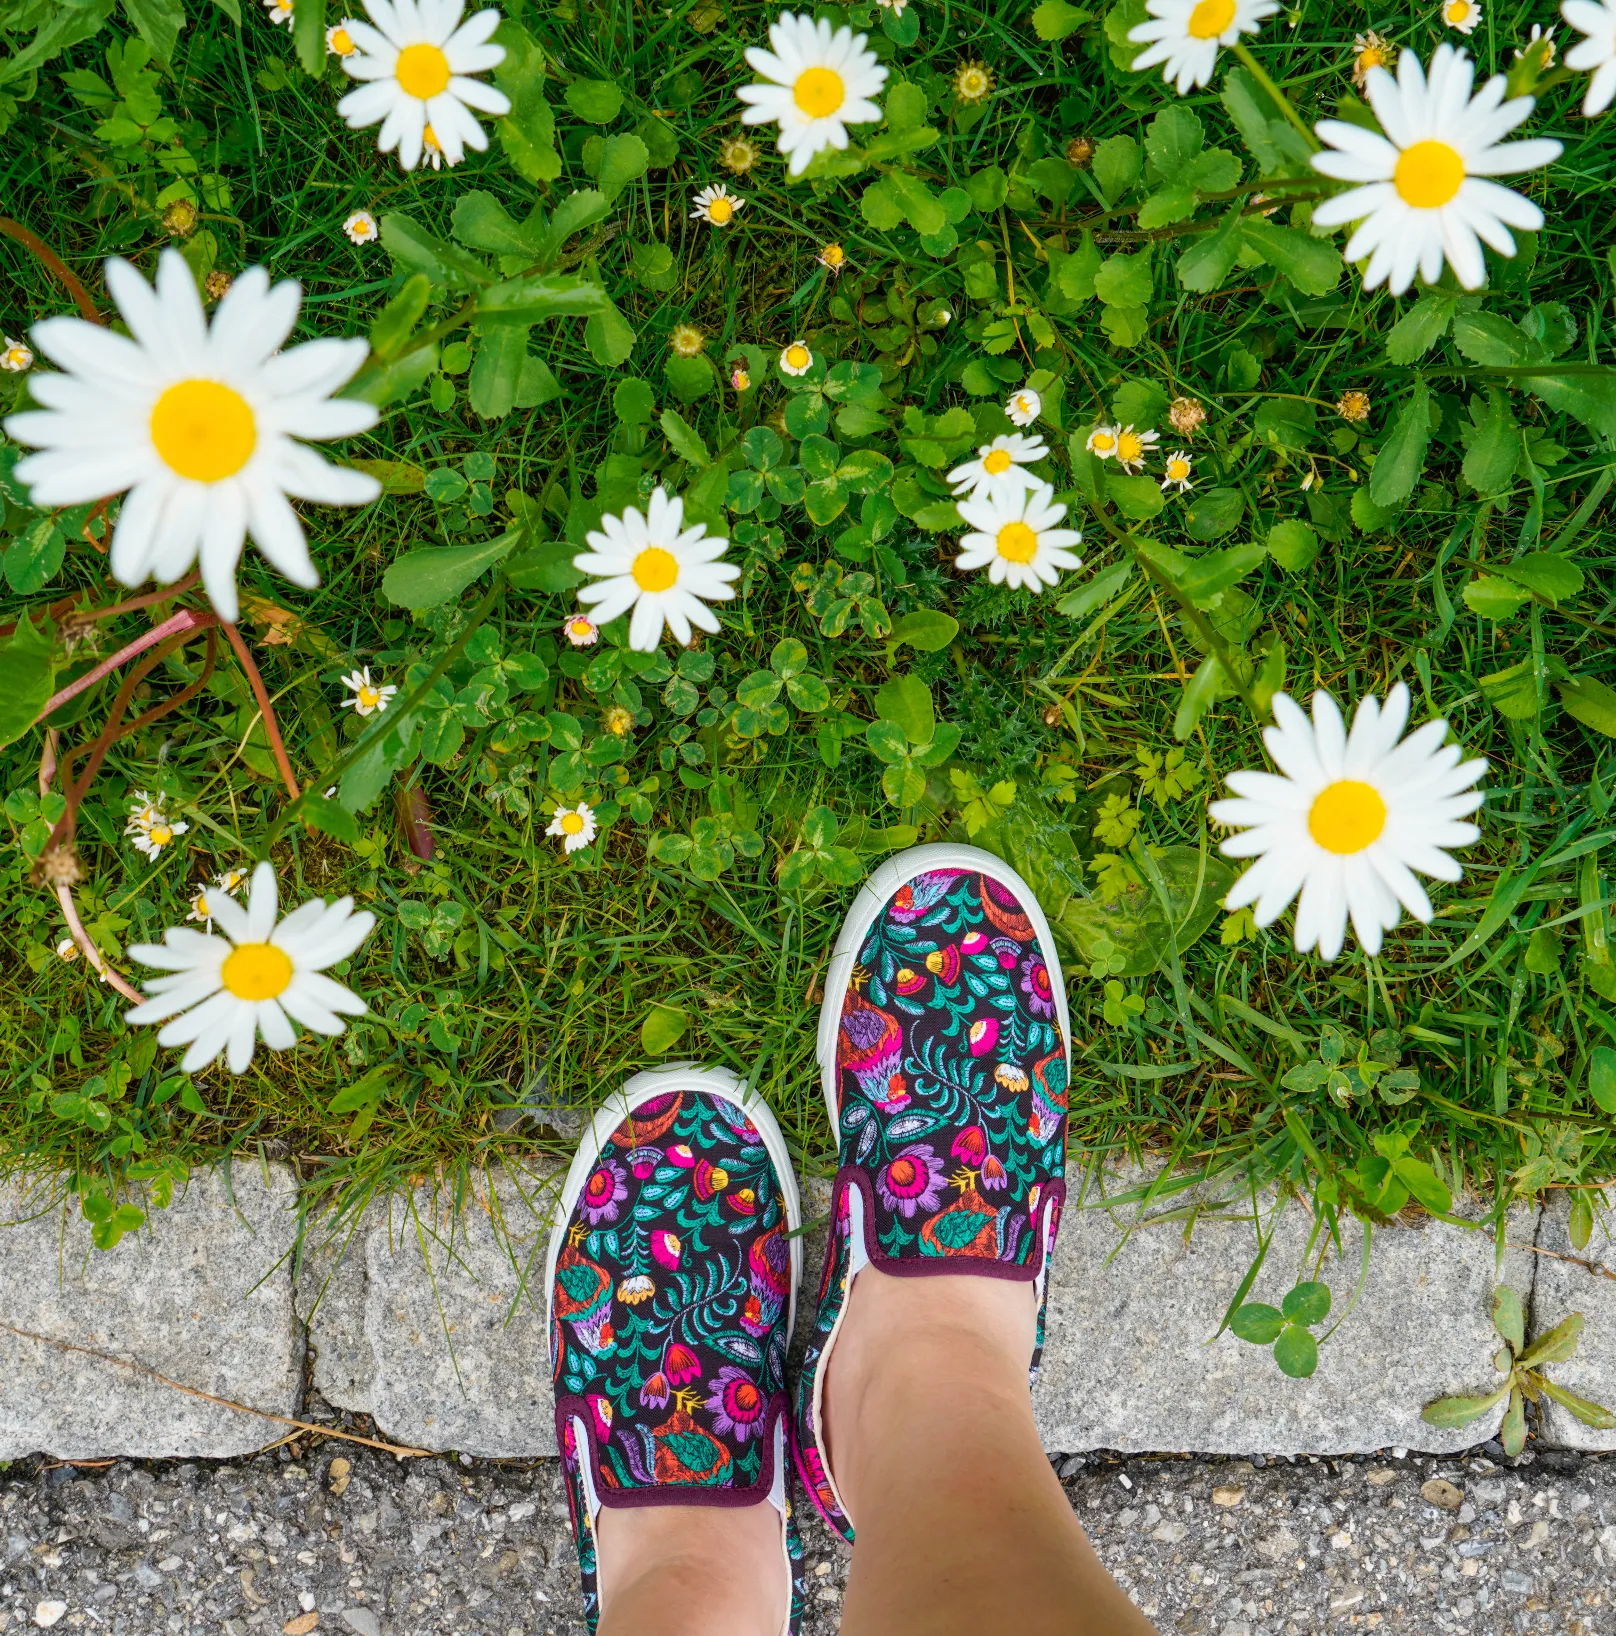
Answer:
(1, 0, 1614, 1268)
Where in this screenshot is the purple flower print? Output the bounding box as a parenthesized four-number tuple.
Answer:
(877, 1144, 946, 1218)
(705, 1366, 768, 1441)
(1019, 953, 1056, 1018)
(580, 1158, 628, 1225)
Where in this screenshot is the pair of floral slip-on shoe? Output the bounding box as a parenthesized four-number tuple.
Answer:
(544, 844, 1072, 1633)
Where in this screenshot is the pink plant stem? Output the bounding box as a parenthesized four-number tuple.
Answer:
(39, 608, 211, 720)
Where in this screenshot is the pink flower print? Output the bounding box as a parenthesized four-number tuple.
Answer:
(962, 931, 990, 955)
(581, 1158, 628, 1225)
(877, 1144, 946, 1218)
(925, 944, 961, 984)
(951, 1125, 987, 1165)
(981, 1154, 1008, 1191)
(664, 1342, 701, 1385)
(627, 1146, 663, 1179)
(666, 1144, 696, 1168)
(704, 1366, 768, 1441)
(968, 1016, 1000, 1057)
(893, 966, 928, 996)
(693, 1158, 730, 1201)
(650, 1229, 682, 1269)
(991, 936, 1021, 971)
(639, 1371, 670, 1409)
(1019, 953, 1056, 1018)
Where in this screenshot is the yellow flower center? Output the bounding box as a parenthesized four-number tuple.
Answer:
(193, 895, 209, 917)
(820, 243, 845, 266)
(424, 124, 443, 152)
(1358, 45, 1385, 69)
(785, 344, 811, 370)
(632, 546, 679, 592)
(983, 449, 1013, 475)
(221, 941, 294, 1001)
(1308, 779, 1387, 854)
(706, 196, 735, 224)
(707, 1165, 729, 1190)
(569, 619, 594, 637)
(793, 67, 845, 118)
(395, 42, 452, 100)
(1015, 395, 1034, 415)
(149, 381, 257, 483)
(1187, 0, 1236, 38)
(1394, 140, 1466, 208)
(561, 812, 585, 835)
(148, 824, 173, 846)
(996, 522, 1039, 563)
(330, 26, 354, 52)
(1116, 431, 1144, 463)
(1167, 457, 1191, 480)
(358, 686, 380, 709)
(1445, 0, 1469, 19)
(1091, 430, 1116, 453)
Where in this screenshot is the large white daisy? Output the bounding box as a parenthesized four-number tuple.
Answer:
(1128, 0, 1280, 95)
(1209, 684, 1487, 961)
(1562, 0, 1616, 116)
(336, 0, 510, 173)
(572, 486, 740, 651)
(125, 862, 375, 1074)
(947, 433, 1050, 505)
(1311, 45, 1563, 295)
(954, 482, 1083, 592)
(737, 12, 888, 177)
(3, 250, 379, 623)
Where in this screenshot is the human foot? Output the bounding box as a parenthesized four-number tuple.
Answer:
(547, 1066, 805, 1634)
(791, 846, 1071, 1543)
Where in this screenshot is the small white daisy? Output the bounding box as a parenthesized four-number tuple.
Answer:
(263, 0, 294, 25)
(1114, 424, 1159, 473)
(1441, 0, 1482, 32)
(1352, 31, 1397, 90)
(563, 614, 600, 647)
(1210, 684, 1487, 960)
(216, 865, 252, 894)
(339, 665, 397, 716)
(1562, 0, 1616, 114)
(548, 802, 598, 854)
(737, 11, 889, 178)
(127, 805, 189, 860)
(954, 481, 1083, 593)
(1514, 23, 1557, 61)
(56, 937, 79, 962)
(127, 790, 163, 829)
(326, 16, 360, 53)
(780, 339, 814, 376)
(1311, 45, 1563, 295)
(1128, 0, 1281, 96)
(947, 433, 1050, 504)
(125, 861, 373, 1074)
(876, 0, 909, 14)
(344, 210, 379, 245)
(3, 249, 379, 623)
(572, 486, 740, 652)
(336, 0, 511, 173)
(1006, 387, 1041, 426)
(1085, 424, 1120, 459)
(1, 336, 33, 373)
(1161, 450, 1195, 492)
(691, 183, 746, 226)
(187, 875, 240, 931)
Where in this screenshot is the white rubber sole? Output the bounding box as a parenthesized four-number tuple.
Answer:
(543, 1062, 803, 1369)
(814, 842, 1073, 1135)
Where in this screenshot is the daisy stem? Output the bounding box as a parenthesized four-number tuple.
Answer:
(1230, 43, 1320, 153)
(0, 217, 102, 323)
(222, 621, 301, 803)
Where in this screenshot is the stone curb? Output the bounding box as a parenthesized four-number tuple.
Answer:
(4, 1163, 1614, 1461)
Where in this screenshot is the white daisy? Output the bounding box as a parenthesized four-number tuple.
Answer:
(1514, 23, 1557, 62)
(1, 336, 33, 373)
(56, 937, 79, 962)
(263, 0, 294, 25)
(216, 865, 252, 894)
(344, 209, 379, 244)
(2, 250, 379, 624)
(779, 339, 814, 376)
(563, 613, 600, 647)
(1311, 46, 1563, 295)
(876, 0, 908, 14)
(572, 486, 740, 652)
(1161, 449, 1195, 492)
(691, 183, 746, 226)
(125, 861, 373, 1075)
(127, 789, 163, 830)
(1562, 0, 1616, 115)
(335, 0, 511, 174)
(187, 875, 241, 931)
(1209, 684, 1487, 960)
(327, 16, 360, 53)
(126, 804, 189, 860)
(1006, 386, 1041, 426)
(737, 11, 889, 178)
(340, 665, 397, 716)
(954, 482, 1083, 593)
(548, 802, 598, 854)
(947, 433, 1050, 504)
(1128, 0, 1281, 96)
(1114, 424, 1159, 473)
(1441, 0, 1481, 32)
(1086, 424, 1120, 459)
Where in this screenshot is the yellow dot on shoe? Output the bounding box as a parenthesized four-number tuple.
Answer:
(1394, 141, 1465, 209)
(1187, 0, 1235, 37)
(149, 381, 257, 482)
(793, 67, 845, 118)
(631, 546, 678, 592)
(983, 449, 1013, 475)
(1308, 780, 1387, 854)
(996, 522, 1038, 563)
(395, 42, 452, 100)
(221, 942, 294, 1001)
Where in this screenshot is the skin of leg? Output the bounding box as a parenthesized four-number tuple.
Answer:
(595, 1497, 787, 1636)
(826, 1264, 1159, 1636)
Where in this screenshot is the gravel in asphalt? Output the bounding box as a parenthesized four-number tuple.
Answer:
(3, 1439, 1613, 1634)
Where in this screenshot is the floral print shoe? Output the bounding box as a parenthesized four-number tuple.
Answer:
(791, 844, 1072, 1545)
(547, 1064, 807, 1634)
